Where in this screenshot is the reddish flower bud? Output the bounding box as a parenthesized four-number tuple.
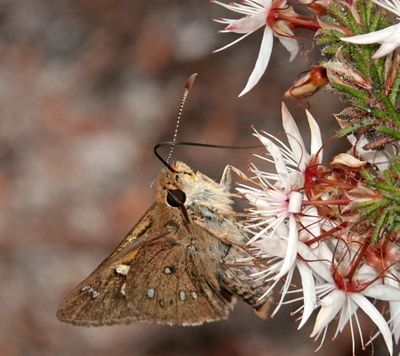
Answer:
(284, 67, 328, 101)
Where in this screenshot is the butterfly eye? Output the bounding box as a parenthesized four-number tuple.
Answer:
(166, 189, 186, 207)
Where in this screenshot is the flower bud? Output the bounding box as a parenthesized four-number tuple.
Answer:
(284, 67, 328, 100)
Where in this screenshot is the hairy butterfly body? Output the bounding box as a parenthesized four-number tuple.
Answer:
(57, 161, 271, 326)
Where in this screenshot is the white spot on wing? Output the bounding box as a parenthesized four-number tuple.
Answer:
(80, 285, 100, 299)
(147, 288, 155, 299)
(120, 283, 126, 296)
(116, 264, 130, 276)
(179, 290, 186, 301)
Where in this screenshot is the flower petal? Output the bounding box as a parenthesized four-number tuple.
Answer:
(372, 39, 400, 59)
(297, 260, 317, 329)
(363, 283, 400, 301)
(306, 109, 322, 161)
(276, 35, 299, 61)
(213, 30, 258, 53)
(239, 26, 274, 96)
(274, 214, 298, 279)
(351, 293, 393, 355)
(335, 297, 356, 334)
(281, 103, 307, 169)
(373, 0, 400, 17)
(254, 232, 287, 258)
(225, 11, 266, 33)
(297, 242, 334, 283)
(341, 24, 399, 45)
(331, 153, 367, 167)
(310, 289, 346, 337)
(254, 131, 289, 180)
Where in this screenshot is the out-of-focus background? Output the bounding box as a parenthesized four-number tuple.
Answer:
(0, 1, 394, 355)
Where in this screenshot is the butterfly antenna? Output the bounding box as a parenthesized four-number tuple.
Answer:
(166, 73, 198, 164)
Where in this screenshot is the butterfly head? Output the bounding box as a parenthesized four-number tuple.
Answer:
(157, 161, 233, 216)
(156, 161, 195, 207)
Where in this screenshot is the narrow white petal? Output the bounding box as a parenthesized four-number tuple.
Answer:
(297, 242, 334, 283)
(373, 0, 400, 17)
(224, 12, 266, 34)
(254, 132, 289, 179)
(281, 103, 307, 169)
(297, 260, 317, 329)
(274, 214, 298, 279)
(363, 284, 400, 301)
(239, 26, 274, 96)
(213, 30, 257, 53)
(306, 110, 323, 161)
(341, 25, 399, 44)
(271, 266, 295, 316)
(336, 298, 355, 334)
(212, 0, 256, 15)
(276, 35, 299, 61)
(310, 290, 346, 337)
(351, 293, 393, 355)
(372, 40, 400, 59)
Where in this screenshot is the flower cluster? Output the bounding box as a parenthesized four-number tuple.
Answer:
(237, 104, 400, 355)
(210, 0, 400, 354)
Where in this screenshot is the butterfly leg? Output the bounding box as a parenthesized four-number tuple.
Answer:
(219, 165, 248, 190)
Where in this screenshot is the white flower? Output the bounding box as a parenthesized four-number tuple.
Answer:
(341, 0, 400, 59)
(238, 103, 323, 298)
(212, 0, 300, 96)
(238, 103, 322, 240)
(280, 239, 399, 355)
(309, 263, 399, 355)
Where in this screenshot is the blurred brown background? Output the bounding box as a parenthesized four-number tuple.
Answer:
(0, 1, 393, 355)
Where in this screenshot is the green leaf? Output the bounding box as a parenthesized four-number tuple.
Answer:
(377, 126, 400, 140)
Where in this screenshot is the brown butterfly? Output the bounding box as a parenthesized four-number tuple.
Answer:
(57, 161, 272, 326)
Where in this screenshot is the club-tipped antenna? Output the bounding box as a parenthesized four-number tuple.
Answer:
(166, 73, 198, 164)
